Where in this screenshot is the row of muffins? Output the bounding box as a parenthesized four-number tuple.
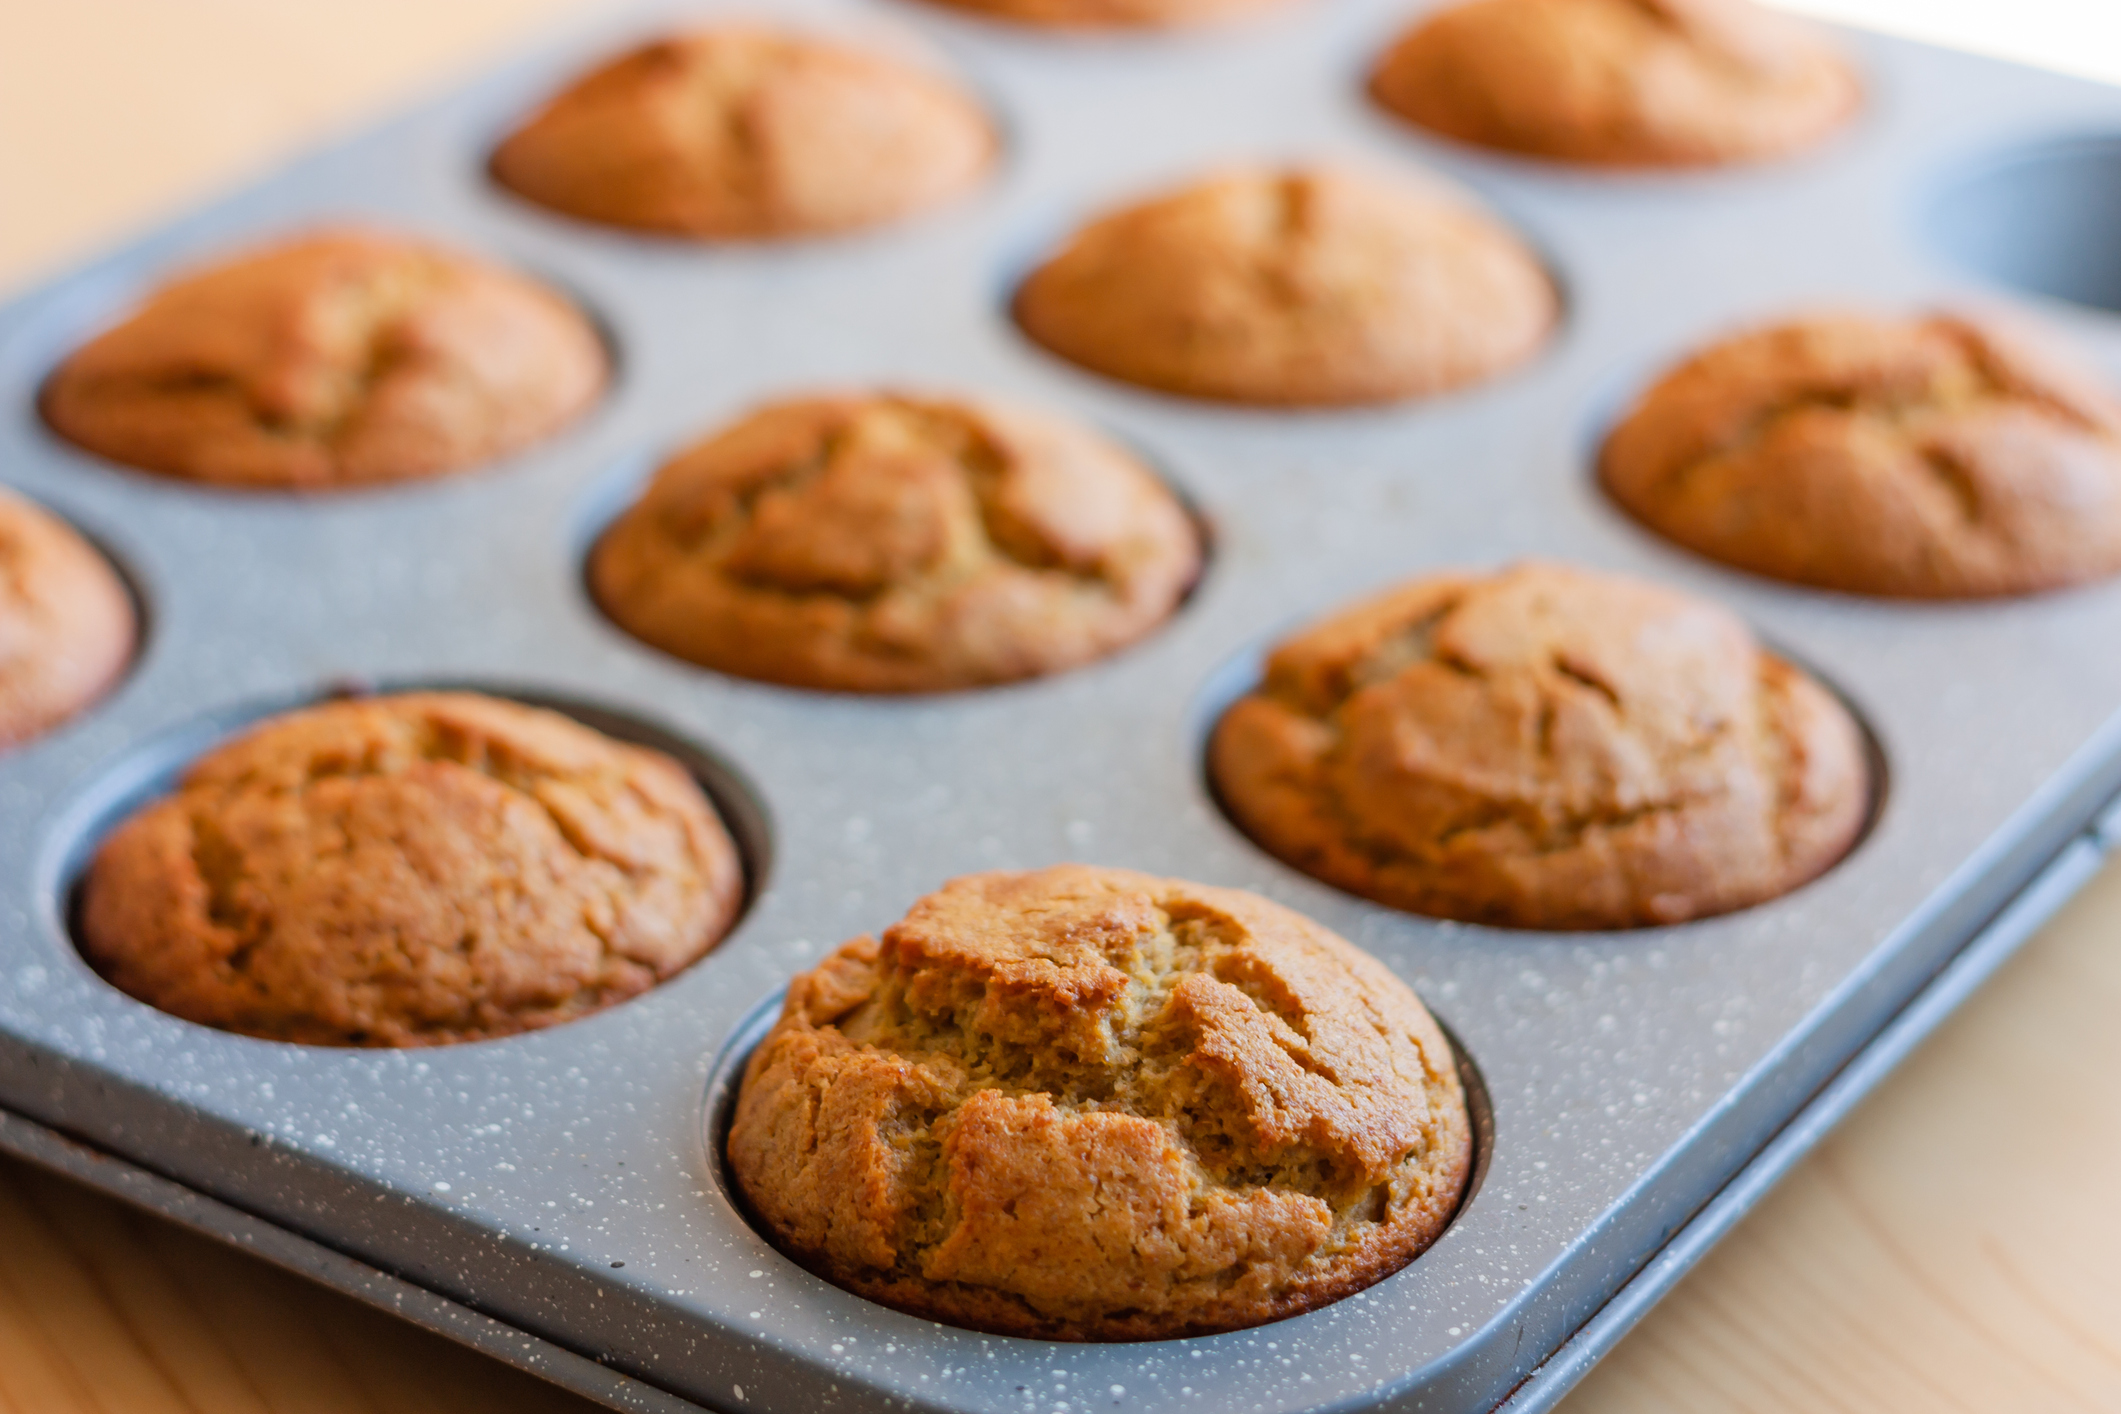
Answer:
(51, 564, 1842, 1335)
(489, 0, 1865, 241)
(28, 227, 2121, 691)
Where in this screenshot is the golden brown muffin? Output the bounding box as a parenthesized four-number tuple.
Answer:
(491, 29, 994, 240)
(1601, 312, 2121, 598)
(1210, 563, 1868, 929)
(0, 491, 134, 749)
(41, 230, 607, 490)
(589, 393, 1202, 693)
(77, 692, 743, 1046)
(1369, 0, 1859, 168)
(1013, 167, 1556, 406)
(728, 864, 1471, 1340)
(915, 0, 1284, 27)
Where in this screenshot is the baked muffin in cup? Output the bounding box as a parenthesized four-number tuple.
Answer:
(1369, 0, 1858, 168)
(492, 28, 994, 240)
(41, 230, 607, 490)
(590, 392, 1202, 693)
(1210, 562, 1870, 929)
(76, 692, 743, 1046)
(1600, 311, 2121, 598)
(1013, 166, 1556, 406)
(728, 864, 1472, 1340)
(0, 490, 134, 750)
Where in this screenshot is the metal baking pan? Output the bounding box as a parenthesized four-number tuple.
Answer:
(5, 2, 2121, 1411)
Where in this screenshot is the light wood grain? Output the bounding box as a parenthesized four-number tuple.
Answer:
(3, 3, 2120, 1410)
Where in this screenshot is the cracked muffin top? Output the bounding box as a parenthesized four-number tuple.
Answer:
(41, 230, 607, 490)
(1601, 312, 2121, 598)
(1012, 167, 1556, 407)
(1370, 0, 1858, 168)
(589, 393, 1202, 693)
(914, 0, 1288, 27)
(0, 490, 134, 750)
(76, 692, 743, 1046)
(727, 865, 1471, 1340)
(491, 28, 994, 240)
(1209, 563, 1869, 929)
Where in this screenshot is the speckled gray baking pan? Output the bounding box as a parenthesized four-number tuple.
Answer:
(6, 2, 2121, 1412)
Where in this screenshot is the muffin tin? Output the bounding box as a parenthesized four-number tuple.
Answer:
(4, 1, 2121, 1411)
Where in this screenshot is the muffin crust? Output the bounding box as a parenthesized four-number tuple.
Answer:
(42, 230, 607, 490)
(78, 692, 743, 1046)
(492, 29, 994, 240)
(728, 864, 1471, 1340)
(1013, 167, 1555, 406)
(1370, 0, 1859, 168)
(916, 0, 1287, 27)
(590, 393, 1202, 692)
(1210, 563, 1869, 929)
(0, 490, 134, 749)
(1601, 312, 2121, 598)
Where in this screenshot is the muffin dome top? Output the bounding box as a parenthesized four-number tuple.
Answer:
(0, 491, 134, 750)
(1014, 166, 1556, 407)
(590, 393, 1202, 693)
(728, 865, 1471, 1340)
(492, 28, 994, 240)
(42, 229, 606, 489)
(1601, 311, 2121, 597)
(1211, 562, 1870, 929)
(1370, 0, 1858, 168)
(78, 692, 743, 1046)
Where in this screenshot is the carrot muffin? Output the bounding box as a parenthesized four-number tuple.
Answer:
(41, 230, 607, 490)
(1013, 167, 1556, 406)
(1601, 312, 2121, 598)
(916, 0, 1284, 27)
(491, 29, 994, 239)
(0, 490, 134, 749)
(589, 393, 1202, 692)
(1370, 0, 1859, 168)
(76, 692, 743, 1046)
(1210, 563, 1869, 929)
(728, 864, 1472, 1340)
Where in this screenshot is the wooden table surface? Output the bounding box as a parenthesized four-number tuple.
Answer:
(4, 4, 2120, 1410)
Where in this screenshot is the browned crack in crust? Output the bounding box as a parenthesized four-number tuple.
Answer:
(1599, 313, 2121, 598)
(1629, 322, 2113, 501)
(76, 693, 742, 1047)
(589, 393, 1202, 693)
(1209, 563, 1870, 929)
(726, 865, 1471, 1340)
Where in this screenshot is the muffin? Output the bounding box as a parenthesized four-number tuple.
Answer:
(728, 864, 1472, 1340)
(41, 230, 607, 490)
(1601, 312, 2121, 598)
(1210, 563, 1869, 929)
(1013, 167, 1556, 406)
(1369, 0, 1859, 168)
(589, 393, 1202, 692)
(491, 29, 994, 240)
(77, 692, 743, 1046)
(0, 491, 134, 749)
(916, 0, 1284, 27)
